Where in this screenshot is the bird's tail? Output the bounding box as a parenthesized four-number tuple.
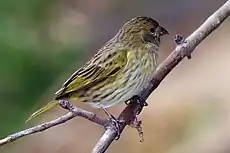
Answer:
(26, 100, 59, 122)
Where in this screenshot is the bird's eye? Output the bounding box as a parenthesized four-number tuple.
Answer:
(150, 28, 155, 33)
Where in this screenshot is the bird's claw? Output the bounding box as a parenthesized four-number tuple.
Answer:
(108, 117, 125, 140)
(101, 107, 124, 140)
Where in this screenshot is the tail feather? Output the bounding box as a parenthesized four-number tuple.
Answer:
(26, 100, 58, 122)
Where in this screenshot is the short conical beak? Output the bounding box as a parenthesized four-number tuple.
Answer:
(159, 26, 169, 36)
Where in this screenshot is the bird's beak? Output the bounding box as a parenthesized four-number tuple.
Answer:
(159, 26, 169, 36)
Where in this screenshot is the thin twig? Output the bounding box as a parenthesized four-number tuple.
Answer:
(0, 106, 108, 146)
(92, 1, 230, 152)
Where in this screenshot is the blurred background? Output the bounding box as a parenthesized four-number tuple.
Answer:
(0, 0, 230, 152)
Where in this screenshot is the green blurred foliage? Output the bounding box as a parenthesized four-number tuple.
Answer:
(0, 0, 85, 136)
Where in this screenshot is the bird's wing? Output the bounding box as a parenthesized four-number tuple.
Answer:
(55, 49, 128, 99)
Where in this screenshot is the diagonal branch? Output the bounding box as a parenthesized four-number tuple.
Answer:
(92, 1, 230, 152)
(0, 1, 230, 153)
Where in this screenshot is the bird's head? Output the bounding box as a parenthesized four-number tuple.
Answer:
(117, 16, 169, 48)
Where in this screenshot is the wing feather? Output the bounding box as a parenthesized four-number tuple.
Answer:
(55, 49, 128, 100)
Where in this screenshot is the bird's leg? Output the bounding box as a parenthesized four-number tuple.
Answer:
(174, 34, 191, 59)
(101, 107, 124, 140)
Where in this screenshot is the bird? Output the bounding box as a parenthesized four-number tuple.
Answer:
(27, 16, 169, 122)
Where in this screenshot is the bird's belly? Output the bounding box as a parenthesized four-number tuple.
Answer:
(90, 68, 149, 108)
(89, 52, 156, 108)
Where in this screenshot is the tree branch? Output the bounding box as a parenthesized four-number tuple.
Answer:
(92, 1, 230, 152)
(0, 1, 229, 153)
(0, 105, 108, 146)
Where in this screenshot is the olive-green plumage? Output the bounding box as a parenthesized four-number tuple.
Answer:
(27, 16, 168, 121)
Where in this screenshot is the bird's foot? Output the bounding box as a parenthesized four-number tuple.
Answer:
(125, 95, 148, 106)
(125, 95, 148, 115)
(101, 107, 124, 140)
(174, 34, 191, 59)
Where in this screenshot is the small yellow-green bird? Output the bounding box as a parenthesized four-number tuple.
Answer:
(27, 16, 168, 121)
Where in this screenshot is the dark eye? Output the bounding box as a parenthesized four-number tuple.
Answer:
(150, 28, 155, 33)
